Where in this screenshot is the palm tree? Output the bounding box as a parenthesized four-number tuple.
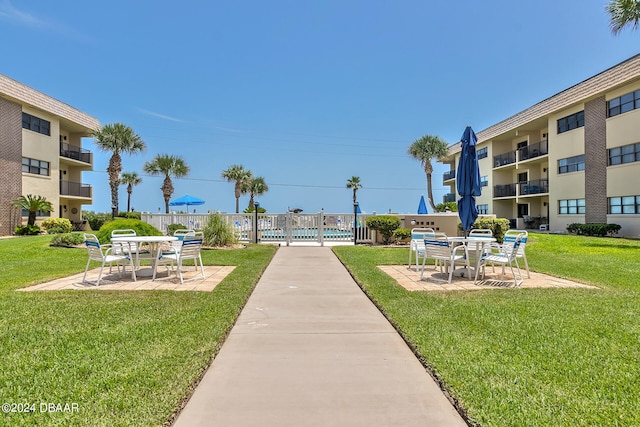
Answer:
(248, 176, 269, 210)
(11, 194, 53, 226)
(608, 0, 640, 34)
(408, 135, 449, 212)
(346, 176, 362, 204)
(91, 123, 146, 217)
(120, 172, 142, 213)
(143, 154, 190, 213)
(221, 164, 253, 213)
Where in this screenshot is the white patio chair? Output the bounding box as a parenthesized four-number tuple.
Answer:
(474, 233, 525, 287)
(83, 233, 136, 286)
(420, 236, 469, 284)
(111, 229, 151, 268)
(408, 228, 435, 270)
(467, 228, 494, 267)
(155, 235, 205, 284)
(498, 230, 530, 278)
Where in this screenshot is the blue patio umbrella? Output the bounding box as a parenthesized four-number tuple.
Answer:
(456, 126, 481, 234)
(417, 195, 428, 214)
(169, 194, 205, 211)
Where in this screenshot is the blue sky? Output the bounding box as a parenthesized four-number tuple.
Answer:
(1, 0, 638, 215)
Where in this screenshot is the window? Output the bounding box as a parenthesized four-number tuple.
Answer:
(480, 175, 488, 187)
(557, 111, 584, 134)
(609, 196, 640, 214)
(477, 204, 488, 215)
(21, 209, 51, 217)
(22, 112, 51, 136)
(559, 199, 585, 215)
(609, 143, 640, 165)
(608, 90, 640, 117)
(477, 147, 488, 159)
(558, 155, 585, 174)
(22, 157, 50, 176)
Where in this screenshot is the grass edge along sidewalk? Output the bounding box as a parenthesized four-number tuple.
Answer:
(333, 233, 640, 427)
(0, 235, 276, 426)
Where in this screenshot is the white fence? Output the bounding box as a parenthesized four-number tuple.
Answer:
(141, 211, 373, 245)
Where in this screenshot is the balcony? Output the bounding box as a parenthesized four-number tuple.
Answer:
(60, 181, 92, 198)
(494, 184, 517, 198)
(443, 170, 456, 181)
(494, 151, 516, 168)
(519, 179, 549, 195)
(60, 142, 92, 164)
(443, 193, 456, 203)
(518, 140, 548, 161)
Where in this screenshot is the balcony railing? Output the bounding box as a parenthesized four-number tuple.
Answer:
(443, 170, 456, 181)
(494, 151, 516, 168)
(518, 140, 549, 161)
(494, 184, 517, 198)
(443, 193, 456, 203)
(60, 142, 92, 164)
(60, 181, 92, 198)
(519, 179, 549, 195)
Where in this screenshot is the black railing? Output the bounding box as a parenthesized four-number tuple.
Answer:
(443, 193, 456, 203)
(519, 179, 549, 195)
(60, 181, 92, 198)
(443, 170, 456, 181)
(494, 184, 517, 198)
(60, 142, 92, 164)
(518, 140, 549, 161)
(494, 151, 516, 168)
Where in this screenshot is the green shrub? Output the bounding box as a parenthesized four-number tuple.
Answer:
(50, 232, 85, 247)
(366, 215, 401, 244)
(202, 213, 238, 247)
(14, 224, 41, 235)
(95, 219, 162, 244)
(435, 202, 458, 212)
(167, 223, 188, 235)
(567, 223, 621, 237)
(393, 227, 411, 242)
(461, 217, 511, 243)
(41, 218, 73, 234)
(82, 211, 112, 231)
(116, 211, 141, 220)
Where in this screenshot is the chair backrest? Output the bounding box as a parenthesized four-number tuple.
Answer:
(179, 236, 203, 259)
(111, 229, 137, 237)
(503, 229, 528, 256)
(502, 233, 525, 260)
(411, 228, 435, 250)
(173, 229, 196, 241)
(84, 233, 104, 260)
(469, 229, 493, 237)
(424, 237, 453, 261)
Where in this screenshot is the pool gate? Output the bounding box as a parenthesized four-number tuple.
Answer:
(141, 211, 372, 245)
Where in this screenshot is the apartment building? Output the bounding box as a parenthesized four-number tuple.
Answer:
(0, 73, 100, 236)
(442, 54, 640, 237)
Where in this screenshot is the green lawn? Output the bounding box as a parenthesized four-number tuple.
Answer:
(0, 236, 276, 426)
(334, 233, 640, 427)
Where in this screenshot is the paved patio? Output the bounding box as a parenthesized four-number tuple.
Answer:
(17, 265, 235, 292)
(380, 264, 598, 291)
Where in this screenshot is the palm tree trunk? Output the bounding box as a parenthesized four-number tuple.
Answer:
(127, 186, 132, 212)
(426, 174, 437, 211)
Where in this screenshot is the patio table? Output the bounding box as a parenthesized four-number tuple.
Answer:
(111, 235, 177, 280)
(447, 236, 496, 279)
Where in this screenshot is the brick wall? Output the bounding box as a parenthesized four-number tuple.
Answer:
(0, 97, 23, 235)
(584, 96, 608, 223)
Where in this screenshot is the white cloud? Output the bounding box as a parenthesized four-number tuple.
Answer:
(136, 108, 185, 123)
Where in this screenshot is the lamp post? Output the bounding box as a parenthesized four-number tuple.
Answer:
(353, 201, 359, 245)
(111, 205, 117, 219)
(254, 201, 260, 244)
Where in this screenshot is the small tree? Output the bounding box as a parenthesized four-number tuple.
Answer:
(143, 154, 190, 213)
(408, 135, 449, 212)
(11, 194, 53, 226)
(120, 171, 142, 212)
(346, 176, 362, 204)
(366, 215, 401, 245)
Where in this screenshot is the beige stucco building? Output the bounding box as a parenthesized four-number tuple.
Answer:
(442, 54, 640, 237)
(0, 73, 100, 236)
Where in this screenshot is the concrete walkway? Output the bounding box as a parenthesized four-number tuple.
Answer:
(174, 246, 466, 427)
